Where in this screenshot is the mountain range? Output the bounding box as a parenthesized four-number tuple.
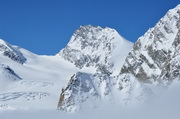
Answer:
(0, 4, 179, 113)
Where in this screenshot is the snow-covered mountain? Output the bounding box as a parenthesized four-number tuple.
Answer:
(0, 25, 135, 111)
(0, 4, 179, 115)
(120, 4, 180, 85)
(57, 5, 180, 112)
(57, 25, 133, 76)
(56, 26, 152, 112)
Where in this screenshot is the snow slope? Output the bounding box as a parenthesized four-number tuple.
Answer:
(0, 26, 133, 111)
(1, 80, 180, 119)
(0, 42, 80, 110)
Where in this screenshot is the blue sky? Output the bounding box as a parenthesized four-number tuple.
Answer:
(0, 0, 179, 55)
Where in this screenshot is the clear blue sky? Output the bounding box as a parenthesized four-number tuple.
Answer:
(0, 0, 179, 55)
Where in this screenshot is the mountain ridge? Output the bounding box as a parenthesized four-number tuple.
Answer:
(0, 4, 179, 113)
(57, 4, 180, 112)
(120, 4, 180, 85)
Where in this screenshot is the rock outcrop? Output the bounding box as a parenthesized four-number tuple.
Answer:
(0, 39, 26, 64)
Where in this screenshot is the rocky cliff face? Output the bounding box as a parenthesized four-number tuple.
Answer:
(57, 72, 151, 112)
(120, 5, 180, 85)
(0, 39, 26, 64)
(0, 64, 22, 81)
(57, 25, 132, 75)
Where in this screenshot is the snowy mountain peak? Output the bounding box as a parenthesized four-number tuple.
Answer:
(58, 25, 133, 75)
(120, 5, 180, 85)
(66, 25, 125, 51)
(0, 39, 26, 64)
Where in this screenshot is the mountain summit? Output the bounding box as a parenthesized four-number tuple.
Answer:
(121, 4, 180, 85)
(57, 25, 133, 75)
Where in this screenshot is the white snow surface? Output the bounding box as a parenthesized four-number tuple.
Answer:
(0, 26, 133, 111)
(0, 81, 180, 119)
(0, 44, 80, 110)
